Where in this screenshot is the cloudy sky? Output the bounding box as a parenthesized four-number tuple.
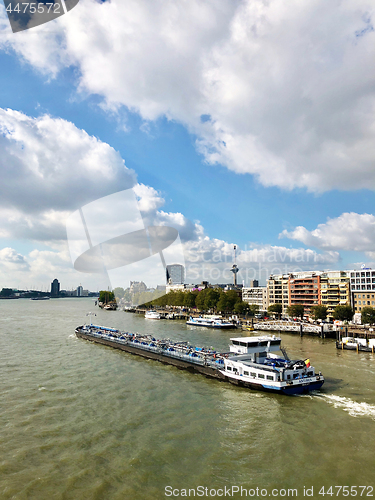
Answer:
(0, 0, 374, 291)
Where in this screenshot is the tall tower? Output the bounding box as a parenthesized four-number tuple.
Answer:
(230, 245, 239, 286)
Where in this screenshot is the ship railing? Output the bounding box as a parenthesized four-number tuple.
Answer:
(82, 330, 221, 367)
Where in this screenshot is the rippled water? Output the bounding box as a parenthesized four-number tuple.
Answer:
(1, 298, 375, 499)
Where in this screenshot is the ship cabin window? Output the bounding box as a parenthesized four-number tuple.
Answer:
(270, 340, 281, 347)
(250, 372, 256, 377)
(266, 375, 273, 381)
(227, 366, 232, 371)
(293, 373, 299, 379)
(307, 371, 313, 377)
(244, 371, 249, 376)
(258, 374, 265, 379)
(287, 375, 291, 380)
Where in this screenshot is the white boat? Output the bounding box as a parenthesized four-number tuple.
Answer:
(145, 310, 161, 319)
(186, 315, 235, 329)
(220, 336, 324, 395)
(336, 336, 375, 352)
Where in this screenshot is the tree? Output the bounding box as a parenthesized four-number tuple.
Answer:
(226, 290, 241, 312)
(233, 301, 254, 316)
(204, 288, 220, 311)
(287, 304, 305, 319)
(248, 304, 260, 317)
(332, 304, 354, 323)
(310, 305, 328, 321)
(195, 290, 207, 311)
(216, 292, 228, 313)
(268, 303, 282, 319)
(361, 306, 375, 325)
(113, 287, 125, 299)
(99, 291, 115, 304)
(184, 291, 197, 309)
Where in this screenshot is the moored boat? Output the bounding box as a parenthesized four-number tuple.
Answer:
(186, 315, 235, 329)
(336, 336, 375, 353)
(145, 310, 161, 319)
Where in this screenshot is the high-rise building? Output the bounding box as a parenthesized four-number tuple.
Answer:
(51, 278, 60, 297)
(320, 271, 350, 319)
(267, 274, 290, 313)
(289, 272, 320, 315)
(77, 285, 83, 297)
(166, 264, 184, 285)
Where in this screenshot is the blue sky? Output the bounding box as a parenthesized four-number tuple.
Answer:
(0, 0, 374, 290)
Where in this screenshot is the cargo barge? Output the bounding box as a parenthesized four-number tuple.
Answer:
(75, 325, 324, 395)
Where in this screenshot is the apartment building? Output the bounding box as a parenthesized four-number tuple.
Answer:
(320, 271, 350, 320)
(352, 292, 375, 313)
(242, 286, 268, 312)
(267, 274, 290, 313)
(289, 272, 320, 315)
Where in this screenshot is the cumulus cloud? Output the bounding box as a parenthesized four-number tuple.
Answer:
(280, 212, 375, 253)
(1, 0, 375, 191)
(0, 108, 135, 214)
(0, 247, 30, 271)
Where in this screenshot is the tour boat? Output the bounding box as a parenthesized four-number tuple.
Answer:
(145, 310, 161, 319)
(186, 315, 235, 329)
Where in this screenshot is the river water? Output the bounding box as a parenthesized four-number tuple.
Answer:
(1, 298, 375, 499)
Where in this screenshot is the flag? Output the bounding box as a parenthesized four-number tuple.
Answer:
(305, 359, 311, 368)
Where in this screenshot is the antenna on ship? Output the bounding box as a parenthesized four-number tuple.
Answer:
(230, 245, 239, 286)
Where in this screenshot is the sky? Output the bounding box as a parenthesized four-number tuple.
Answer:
(0, 0, 374, 291)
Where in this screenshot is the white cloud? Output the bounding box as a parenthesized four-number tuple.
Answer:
(0, 108, 135, 214)
(280, 212, 375, 253)
(0, 247, 29, 272)
(1, 0, 375, 191)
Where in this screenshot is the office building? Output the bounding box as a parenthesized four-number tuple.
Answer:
(166, 264, 184, 285)
(51, 278, 60, 297)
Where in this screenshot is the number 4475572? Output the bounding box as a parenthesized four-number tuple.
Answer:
(319, 486, 373, 496)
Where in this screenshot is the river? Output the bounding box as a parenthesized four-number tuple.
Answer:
(1, 298, 374, 499)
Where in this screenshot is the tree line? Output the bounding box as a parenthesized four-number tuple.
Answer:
(143, 288, 260, 316)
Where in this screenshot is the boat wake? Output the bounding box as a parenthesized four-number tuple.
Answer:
(315, 393, 375, 420)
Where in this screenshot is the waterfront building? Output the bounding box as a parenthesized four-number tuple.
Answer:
(51, 278, 60, 297)
(347, 268, 375, 313)
(348, 268, 375, 292)
(166, 283, 186, 294)
(320, 271, 350, 320)
(267, 274, 290, 313)
(352, 291, 375, 313)
(166, 264, 185, 285)
(242, 286, 268, 312)
(129, 281, 147, 294)
(289, 272, 321, 315)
